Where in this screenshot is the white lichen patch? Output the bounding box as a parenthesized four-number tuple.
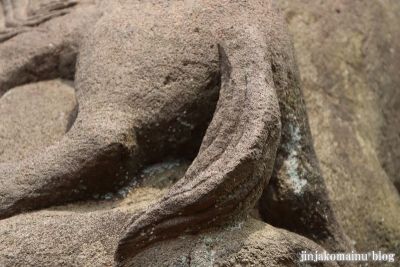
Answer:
(283, 124, 308, 195)
(103, 192, 114, 200)
(190, 242, 217, 266)
(203, 237, 214, 244)
(117, 159, 187, 199)
(177, 117, 195, 129)
(142, 159, 181, 176)
(181, 256, 187, 264)
(285, 153, 307, 195)
(224, 220, 244, 231)
(117, 188, 129, 198)
(90, 159, 188, 202)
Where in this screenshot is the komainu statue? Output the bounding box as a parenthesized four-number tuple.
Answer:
(0, 1, 355, 266)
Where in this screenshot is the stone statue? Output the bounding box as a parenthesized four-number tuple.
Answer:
(0, 0, 354, 266)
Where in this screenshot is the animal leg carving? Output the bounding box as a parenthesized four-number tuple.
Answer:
(0, 0, 223, 219)
(0, 113, 136, 219)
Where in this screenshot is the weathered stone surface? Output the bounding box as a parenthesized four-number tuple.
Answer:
(0, 79, 76, 163)
(0, 187, 166, 267)
(128, 218, 339, 267)
(258, 9, 354, 264)
(1, 0, 385, 266)
(106, 0, 351, 264)
(0, 209, 131, 267)
(277, 0, 400, 264)
(0, 203, 338, 267)
(0, 157, 187, 267)
(0, 0, 109, 95)
(77, 0, 284, 262)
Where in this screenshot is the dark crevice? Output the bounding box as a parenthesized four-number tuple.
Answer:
(66, 103, 79, 133)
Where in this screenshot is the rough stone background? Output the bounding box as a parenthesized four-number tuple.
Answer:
(278, 0, 400, 262)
